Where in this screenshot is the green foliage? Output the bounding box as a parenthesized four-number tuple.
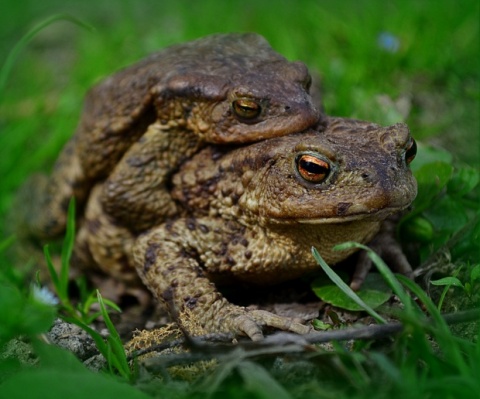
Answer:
(311, 248, 387, 323)
(313, 243, 418, 315)
(312, 272, 392, 312)
(0, 342, 150, 399)
(400, 150, 479, 263)
(43, 199, 121, 323)
(0, 203, 135, 395)
(312, 244, 480, 399)
(0, 238, 56, 345)
(43, 198, 132, 381)
(96, 292, 133, 380)
(431, 263, 480, 310)
(1, 198, 133, 391)
(0, 280, 57, 345)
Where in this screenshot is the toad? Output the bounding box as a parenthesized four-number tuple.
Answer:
(20, 33, 320, 237)
(74, 117, 417, 340)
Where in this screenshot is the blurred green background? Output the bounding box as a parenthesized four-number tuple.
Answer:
(0, 0, 478, 222)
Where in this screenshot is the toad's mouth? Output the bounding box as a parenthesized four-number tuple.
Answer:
(269, 205, 410, 225)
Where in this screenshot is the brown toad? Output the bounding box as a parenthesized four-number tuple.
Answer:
(75, 117, 417, 340)
(20, 33, 320, 237)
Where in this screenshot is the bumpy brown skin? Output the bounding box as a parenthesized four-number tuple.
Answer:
(75, 117, 417, 340)
(21, 33, 320, 237)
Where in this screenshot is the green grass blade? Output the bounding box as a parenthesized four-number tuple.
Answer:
(0, 236, 15, 253)
(334, 242, 416, 314)
(43, 245, 60, 296)
(102, 298, 122, 313)
(397, 275, 452, 331)
(84, 312, 103, 325)
(237, 361, 293, 399)
(60, 198, 76, 296)
(311, 247, 387, 324)
(397, 275, 470, 376)
(431, 270, 463, 311)
(96, 291, 131, 380)
(96, 291, 121, 343)
(0, 14, 94, 97)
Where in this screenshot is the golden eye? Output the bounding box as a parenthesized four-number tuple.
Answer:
(232, 98, 262, 120)
(296, 154, 330, 183)
(405, 137, 417, 165)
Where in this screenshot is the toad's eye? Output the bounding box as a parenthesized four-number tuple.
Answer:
(296, 154, 330, 183)
(232, 98, 262, 120)
(303, 74, 312, 91)
(405, 137, 417, 165)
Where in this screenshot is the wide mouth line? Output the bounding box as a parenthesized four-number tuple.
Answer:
(266, 205, 409, 224)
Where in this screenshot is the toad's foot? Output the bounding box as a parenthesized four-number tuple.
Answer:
(227, 309, 311, 341)
(201, 305, 312, 341)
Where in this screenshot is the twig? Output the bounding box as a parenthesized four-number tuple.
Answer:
(130, 308, 480, 361)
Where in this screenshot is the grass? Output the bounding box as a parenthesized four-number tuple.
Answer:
(0, 0, 479, 398)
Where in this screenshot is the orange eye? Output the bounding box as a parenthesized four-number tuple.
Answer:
(405, 137, 417, 165)
(296, 154, 330, 183)
(232, 98, 262, 120)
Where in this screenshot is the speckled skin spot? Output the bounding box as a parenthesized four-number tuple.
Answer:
(144, 243, 159, 272)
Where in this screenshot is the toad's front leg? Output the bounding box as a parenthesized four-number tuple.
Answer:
(101, 123, 204, 232)
(132, 222, 311, 340)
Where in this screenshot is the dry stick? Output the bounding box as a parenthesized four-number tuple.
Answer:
(305, 308, 480, 344)
(130, 308, 480, 360)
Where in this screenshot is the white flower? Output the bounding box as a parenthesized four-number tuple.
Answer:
(31, 284, 59, 306)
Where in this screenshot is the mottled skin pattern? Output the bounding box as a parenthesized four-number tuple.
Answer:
(19, 33, 320, 237)
(74, 117, 417, 340)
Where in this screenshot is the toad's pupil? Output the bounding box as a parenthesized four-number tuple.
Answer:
(296, 154, 330, 183)
(300, 159, 327, 174)
(233, 99, 261, 119)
